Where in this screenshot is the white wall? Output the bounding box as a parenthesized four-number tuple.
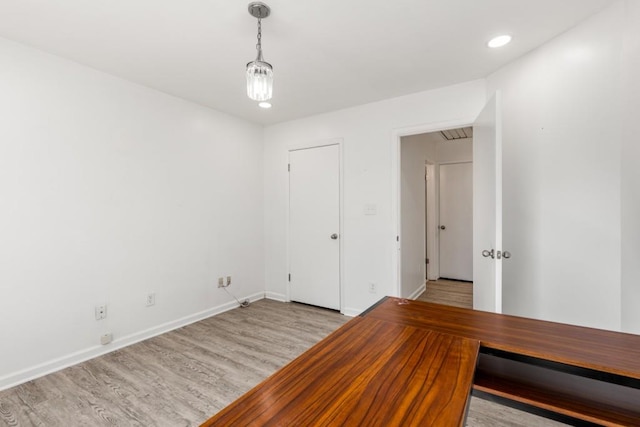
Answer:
(0, 37, 264, 389)
(621, 0, 640, 334)
(263, 81, 486, 315)
(487, 2, 625, 330)
(438, 139, 473, 164)
(400, 134, 437, 298)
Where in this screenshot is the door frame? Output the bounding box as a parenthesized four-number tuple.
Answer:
(425, 161, 437, 281)
(391, 117, 476, 297)
(286, 138, 344, 313)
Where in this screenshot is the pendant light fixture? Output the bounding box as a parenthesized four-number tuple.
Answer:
(246, 2, 273, 102)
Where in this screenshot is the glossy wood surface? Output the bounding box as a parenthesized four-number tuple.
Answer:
(364, 297, 640, 380)
(200, 316, 479, 427)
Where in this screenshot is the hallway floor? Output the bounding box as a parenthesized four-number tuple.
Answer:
(417, 278, 473, 308)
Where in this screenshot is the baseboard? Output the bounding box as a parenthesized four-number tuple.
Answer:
(265, 291, 287, 302)
(408, 282, 427, 300)
(0, 292, 265, 392)
(341, 307, 362, 317)
(266, 292, 357, 317)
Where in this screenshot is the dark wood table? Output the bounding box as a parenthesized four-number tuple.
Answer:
(201, 316, 479, 426)
(363, 298, 640, 426)
(202, 297, 640, 426)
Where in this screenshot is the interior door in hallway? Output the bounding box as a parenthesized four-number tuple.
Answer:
(288, 144, 340, 310)
(439, 162, 473, 281)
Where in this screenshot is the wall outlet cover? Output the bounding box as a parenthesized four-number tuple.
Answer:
(146, 293, 156, 306)
(95, 305, 107, 320)
(100, 333, 113, 345)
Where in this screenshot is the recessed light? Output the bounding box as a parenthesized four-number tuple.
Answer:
(487, 35, 512, 48)
(258, 102, 272, 109)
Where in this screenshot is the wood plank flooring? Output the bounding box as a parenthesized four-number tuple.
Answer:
(1, 289, 566, 427)
(0, 300, 347, 426)
(416, 278, 473, 308)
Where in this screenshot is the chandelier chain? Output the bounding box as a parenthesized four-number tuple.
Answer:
(256, 18, 262, 53)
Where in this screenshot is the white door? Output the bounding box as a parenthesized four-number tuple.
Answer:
(289, 144, 340, 310)
(439, 162, 473, 281)
(473, 92, 502, 313)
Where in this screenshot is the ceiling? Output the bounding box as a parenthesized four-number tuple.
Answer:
(0, 0, 612, 125)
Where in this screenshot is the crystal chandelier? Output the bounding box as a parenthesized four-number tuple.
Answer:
(246, 2, 273, 102)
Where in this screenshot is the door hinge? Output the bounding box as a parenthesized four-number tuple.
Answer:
(288, 163, 290, 172)
(396, 236, 399, 242)
(288, 273, 291, 282)
(426, 258, 430, 264)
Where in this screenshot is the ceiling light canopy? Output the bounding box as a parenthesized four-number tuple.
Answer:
(487, 34, 512, 48)
(246, 2, 273, 102)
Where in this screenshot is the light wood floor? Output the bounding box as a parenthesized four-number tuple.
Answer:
(0, 300, 347, 426)
(1, 292, 566, 426)
(417, 278, 473, 308)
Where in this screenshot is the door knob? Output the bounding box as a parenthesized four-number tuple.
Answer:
(440, 225, 446, 230)
(503, 251, 511, 259)
(482, 249, 495, 259)
(330, 233, 338, 240)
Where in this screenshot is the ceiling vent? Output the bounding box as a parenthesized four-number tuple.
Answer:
(440, 127, 473, 141)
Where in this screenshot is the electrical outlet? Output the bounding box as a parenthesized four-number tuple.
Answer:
(95, 304, 107, 320)
(146, 293, 156, 307)
(218, 277, 225, 288)
(226, 276, 232, 286)
(369, 283, 376, 294)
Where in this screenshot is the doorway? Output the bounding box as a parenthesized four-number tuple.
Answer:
(394, 92, 502, 311)
(288, 144, 341, 310)
(398, 128, 473, 298)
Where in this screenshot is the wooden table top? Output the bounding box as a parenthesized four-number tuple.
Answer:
(201, 316, 479, 427)
(363, 297, 640, 380)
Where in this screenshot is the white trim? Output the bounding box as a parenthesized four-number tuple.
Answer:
(391, 117, 477, 299)
(0, 292, 265, 391)
(409, 282, 427, 300)
(341, 307, 361, 317)
(286, 138, 345, 313)
(438, 160, 473, 165)
(265, 291, 287, 302)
